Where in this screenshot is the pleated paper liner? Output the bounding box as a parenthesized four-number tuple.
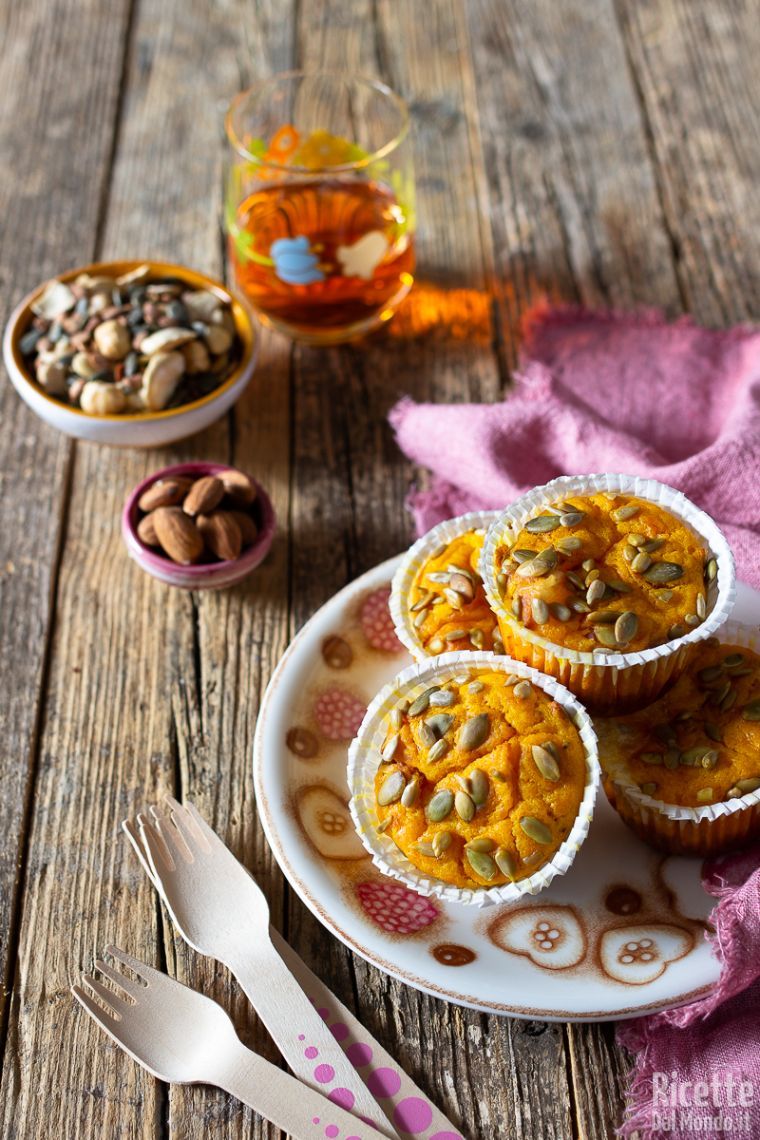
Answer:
(600, 619, 760, 856)
(480, 474, 736, 714)
(347, 650, 600, 908)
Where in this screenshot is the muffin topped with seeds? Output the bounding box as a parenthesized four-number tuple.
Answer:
(493, 492, 713, 654)
(372, 667, 590, 889)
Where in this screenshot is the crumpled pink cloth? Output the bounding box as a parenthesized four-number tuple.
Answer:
(617, 848, 760, 1139)
(389, 304, 760, 588)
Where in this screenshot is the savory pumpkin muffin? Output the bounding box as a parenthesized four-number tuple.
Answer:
(598, 630, 760, 854)
(391, 512, 501, 660)
(372, 666, 590, 889)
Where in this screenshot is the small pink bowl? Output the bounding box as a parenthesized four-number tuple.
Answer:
(122, 461, 275, 590)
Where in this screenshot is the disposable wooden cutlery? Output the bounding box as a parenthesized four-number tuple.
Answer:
(72, 945, 375, 1140)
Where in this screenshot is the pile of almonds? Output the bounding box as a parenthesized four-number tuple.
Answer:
(20, 265, 239, 415)
(137, 468, 258, 565)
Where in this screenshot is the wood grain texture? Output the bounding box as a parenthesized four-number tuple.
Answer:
(0, 0, 756, 1137)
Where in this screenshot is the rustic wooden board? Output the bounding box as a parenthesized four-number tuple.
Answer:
(0, 0, 756, 1137)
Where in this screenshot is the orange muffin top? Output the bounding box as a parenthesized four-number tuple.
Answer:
(494, 492, 713, 654)
(409, 529, 502, 655)
(597, 639, 760, 808)
(373, 669, 588, 889)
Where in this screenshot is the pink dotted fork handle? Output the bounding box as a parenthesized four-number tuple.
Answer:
(272, 930, 466, 1140)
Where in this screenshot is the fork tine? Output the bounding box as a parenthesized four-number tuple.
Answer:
(121, 817, 160, 887)
(81, 972, 131, 1014)
(150, 805, 194, 865)
(72, 983, 120, 1024)
(164, 795, 212, 855)
(137, 811, 176, 873)
(95, 956, 143, 1000)
(105, 944, 166, 989)
(174, 797, 218, 854)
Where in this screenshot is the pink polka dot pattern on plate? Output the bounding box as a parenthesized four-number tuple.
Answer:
(314, 1063, 335, 1084)
(330, 1021, 350, 1042)
(314, 688, 367, 741)
(393, 1097, 433, 1134)
(325, 1127, 339, 1138)
(346, 1042, 373, 1068)
(360, 587, 404, 652)
(356, 880, 440, 935)
(367, 1067, 402, 1098)
(328, 1087, 355, 1111)
(305, 1046, 319, 1060)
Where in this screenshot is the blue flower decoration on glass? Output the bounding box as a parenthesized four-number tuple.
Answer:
(270, 236, 324, 285)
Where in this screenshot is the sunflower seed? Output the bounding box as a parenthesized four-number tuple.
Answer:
(469, 629, 485, 649)
(513, 680, 532, 699)
(701, 750, 719, 770)
(721, 688, 738, 712)
(641, 751, 663, 765)
(413, 841, 435, 856)
(459, 713, 490, 750)
(594, 625, 619, 648)
(586, 569, 601, 584)
(511, 598, 522, 618)
(614, 611, 639, 646)
(684, 613, 700, 627)
(504, 674, 521, 686)
(623, 544, 638, 563)
(631, 551, 653, 573)
(428, 739, 450, 763)
(465, 848, 498, 880)
(455, 790, 476, 821)
(735, 777, 760, 794)
(419, 723, 437, 748)
(587, 579, 606, 605)
(467, 681, 485, 694)
(628, 533, 647, 548)
(426, 789, 454, 821)
(426, 713, 454, 738)
(696, 787, 714, 803)
(669, 623, 687, 639)
(427, 690, 454, 710)
(455, 774, 472, 794)
(532, 744, 560, 781)
(382, 733, 400, 762)
(705, 557, 718, 582)
(470, 768, 490, 806)
(429, 638, 444, 653)
(427, 571, 451, 584)
(587, 609, 619, 625)
(644, 561, 684, 584)
(519, 816, 552, 844)
(612, 504, 639, 521)
(466, 837, 497, 853)
(411, 590, 434, 612)
(582, 559, 596, 572)
(641, 782, 658, 796)
(376, 817, 391, 833)
(497, 573, 508, 593)
(413, 607, 430, 628)
(556, 536, 583, 555)
(432, 831, 452, 857)
(409, 688, 439, 716)
(560, 511, 584, 527)
(571, 600, 591, 613)
(664, 750, 681, 770)
(656, 589, 674, 603)
(390, 707, 404, 731)
(526, 515, 560, 534)
(567, 571, 587, 591)
(681, 746, 710, 767)
(494, 847, 518, 878)
(532, 597, 549, 624)
(445, 629, 467, 642)
(443, 588, 463, 610)
(378, 771, 406, 806)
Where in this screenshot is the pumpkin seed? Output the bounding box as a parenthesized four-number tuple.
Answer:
(376, 817, 391, 833)
(494, 847, 518, 878)
(526, 515, 560, 533)
(720, 688, 738, 712)
(429, 689, 456, 708)
(567, 571, 586, 591)
(469, 629, 485, 649)
(641, 538, 666, 553)
(623, 544, 637, 563)
(519, 816, 552, 844)
(490, 769, 508, 782)
(587, 609, 619, 625)
(640, 751, 663, 766)
(551, 603, 572, 622)
(455, 790, 476, 821)
(401, 778, 420, 808)
(381, 733, 400, 762)
(443, 588, 463, 610)
(735, 777, 760, 794)
(704, 722, 723, 743)
(378, 771, 406, 806)
(641, 782, 658, 796)
(705, 557, 718, 582)
(513, 680, 532, 699)
(411, 590, 434, 612)
(656, 589, 674, 603)
(571, 600, 591, 613)
(459, 713, 489, 750)
(432, 831, 452, 857)
(511, 598, 523, 617)
(465, 848, 498, 880)
(512, 548, 535, 564)
(684, 614, 700, 627)
(628, 533, 647, 548)
(631, 551, 653, 574)
(614, 611, 639, 646)
(466, 836, 497, 853)
(426, 789, 454, 822)
(681, 746, 710, 767)
(532, 744, 560, 781)
(516, 558, 550, 579)
(582, 559, 596, 572)
(426, 713, 455, 738)
(654, 723, 677, 745)
(413, 607, 430, 628)
(409, 687, 439, 716)
(668, 623, 687, 639)
(594, 625, 619, 648)
(428, 738, 451, 763)
(696, 593, 707, 619)
(643, 561, 684, 584)
(418, 723, 437, 748)
(413, 841, 435, 856)
(560, 511, 584, 527)
(612, 504, 639, 521)
(586, 569, 601, 584)
(664, 750, 681, 770)
(696, 787, 714, 803)
(427, 571, 452, 584)
(723, 653, 745, 669)
(742, 700, 760, 721)
(537, 547, 559, 568)
(469, 768, 490, 806)
(444, 629, 467, 642)
(556, 536, 583, 555)
(532, 597, 549, 624)
(428, 638, 444, 653)
(467, 681, 484, 694)
(701, 750, 719, 770)
(606, 579, 633, 594)
(586, 579, 606, 605)
(700, 666, 725, 689)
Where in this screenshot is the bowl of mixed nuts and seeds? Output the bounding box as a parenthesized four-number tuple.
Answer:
(3, 260, 258, 447)
(122, 461, 275, 589)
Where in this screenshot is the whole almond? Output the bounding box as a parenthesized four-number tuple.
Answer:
(153, 507, 204, 565)
(183, 475, 224, 517)
(219, 467, 256, 507)
(197, 511, 242, 562)
(137, 513, 159, 546)
(138, 476, 194, 513)
(229, 509, 258, 548)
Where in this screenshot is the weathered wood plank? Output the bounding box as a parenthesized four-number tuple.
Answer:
(0, 0, 133, 1072)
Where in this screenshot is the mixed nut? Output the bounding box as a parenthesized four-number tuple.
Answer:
(136, 467, 258, 565)
(20, 266, 239, 415)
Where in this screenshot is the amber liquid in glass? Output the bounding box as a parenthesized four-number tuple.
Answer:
(230, 179, 414, 340)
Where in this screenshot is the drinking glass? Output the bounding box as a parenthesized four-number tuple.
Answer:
(225, 72, 415, 345)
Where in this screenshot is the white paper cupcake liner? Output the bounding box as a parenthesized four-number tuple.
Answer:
(480, 473, 736, 710)
(390, 511, 502, 661)
(347, 650, 600, 908)
(603, 620, 760, 848)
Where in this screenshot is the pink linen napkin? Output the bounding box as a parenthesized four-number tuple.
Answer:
(617, 847, 760, 1139)
(389, 304, 760, 588)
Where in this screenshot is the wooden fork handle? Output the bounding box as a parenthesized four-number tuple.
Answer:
(226, 939, 397, 1138)
(217, 1038, 380, 1140)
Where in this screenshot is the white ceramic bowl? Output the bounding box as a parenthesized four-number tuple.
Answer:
(3, 259, 258, 447)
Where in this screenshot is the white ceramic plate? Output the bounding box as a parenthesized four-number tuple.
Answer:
(254, 557, 758, 1022)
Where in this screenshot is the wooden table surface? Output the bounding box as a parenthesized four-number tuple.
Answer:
(0, 2, 757, 1137)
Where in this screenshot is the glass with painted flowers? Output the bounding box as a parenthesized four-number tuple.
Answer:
(224, 71, 415, 344)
